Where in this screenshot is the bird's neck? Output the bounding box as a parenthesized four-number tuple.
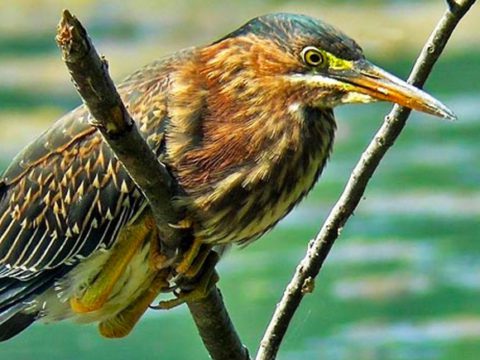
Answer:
(165, 45, 336, 243)
(167, 43, 311, 184)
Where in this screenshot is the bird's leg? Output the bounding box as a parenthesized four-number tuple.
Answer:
(70, 213, 157, 313)
(153, 250, 220, 310)
(148, 217, 203, 274)
(150, 218, 219, 310)
(98, 269, 170, 338)
(178, 241, 212, 279)
(148, 225, 174, 271)
(152, 215, 210, 278)
(175, 235, 204, 274)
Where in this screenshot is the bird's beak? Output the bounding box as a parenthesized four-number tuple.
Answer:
(331, 60, 456, 120)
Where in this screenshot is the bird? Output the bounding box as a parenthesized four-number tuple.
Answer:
(0, 13, 455, 341)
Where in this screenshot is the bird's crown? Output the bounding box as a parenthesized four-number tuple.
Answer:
(216, 13, 364, 61)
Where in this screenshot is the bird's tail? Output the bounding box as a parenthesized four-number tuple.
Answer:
(0, 305, 36, 341)
(0, 268, 66, 341)
(0, 277, 39, 341)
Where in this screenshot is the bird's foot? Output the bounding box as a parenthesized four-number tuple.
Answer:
(152, 223, 212, 280)
(148, 217, 194, 271)
(152, 250, 220, 310)
(99, 270, 170, 338)
(148, 231, 175, 271)
(175, 235, 210, 277)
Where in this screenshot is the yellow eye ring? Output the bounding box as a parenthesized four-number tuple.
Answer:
(301, 46, 326, 67)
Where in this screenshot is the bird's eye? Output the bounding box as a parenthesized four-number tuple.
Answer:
(301, 47, 326, 67)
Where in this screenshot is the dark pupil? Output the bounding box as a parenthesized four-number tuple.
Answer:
(309, 52, 321, 64)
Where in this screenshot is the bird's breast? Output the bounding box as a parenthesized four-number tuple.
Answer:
(174, 107, 336, 245)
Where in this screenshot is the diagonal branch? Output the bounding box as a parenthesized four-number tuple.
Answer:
(56, 9, 184, 254)
(56, 10, 249, 360)
(256, 1, 476, 359)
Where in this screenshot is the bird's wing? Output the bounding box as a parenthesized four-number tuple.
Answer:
(0, 60, 171, 281)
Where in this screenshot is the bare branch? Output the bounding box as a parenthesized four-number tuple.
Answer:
(256, 1, 476, 359)
(56, 9, 183, 253)
(56, 10, 249, 360)
(188, 288, 250, 360)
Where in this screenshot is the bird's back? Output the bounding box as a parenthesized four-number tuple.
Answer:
(0, 51, 182, 280)
(0, 54, 181, 341)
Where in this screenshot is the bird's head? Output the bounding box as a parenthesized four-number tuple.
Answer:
(202, 13, 455, 120)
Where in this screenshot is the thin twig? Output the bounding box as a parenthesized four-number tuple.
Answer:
(56, 10, 249, 360)
(256, 1, 476, 359)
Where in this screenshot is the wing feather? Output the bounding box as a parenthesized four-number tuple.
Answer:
(0, 56, 174, 281)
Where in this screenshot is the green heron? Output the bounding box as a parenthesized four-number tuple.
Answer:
(0, 13, 454, 340)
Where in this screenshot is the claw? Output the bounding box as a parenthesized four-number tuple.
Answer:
(169, 218, 193, 229)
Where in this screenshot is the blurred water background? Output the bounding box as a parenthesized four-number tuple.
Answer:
(0, 0, 479, 359)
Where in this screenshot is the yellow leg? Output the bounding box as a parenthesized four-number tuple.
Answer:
(175, 236, 208, 275)
(99, 271, 169, 338)
(148, 227, 173, 271)
(153, 251, 220, 310)
(70, 213, 157, 313)
(182, 244, 211, 279)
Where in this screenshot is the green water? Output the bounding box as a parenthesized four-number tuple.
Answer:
(0, 12, 479, 360)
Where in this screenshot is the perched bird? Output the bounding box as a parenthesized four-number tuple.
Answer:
(0, 13, 454, 341)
